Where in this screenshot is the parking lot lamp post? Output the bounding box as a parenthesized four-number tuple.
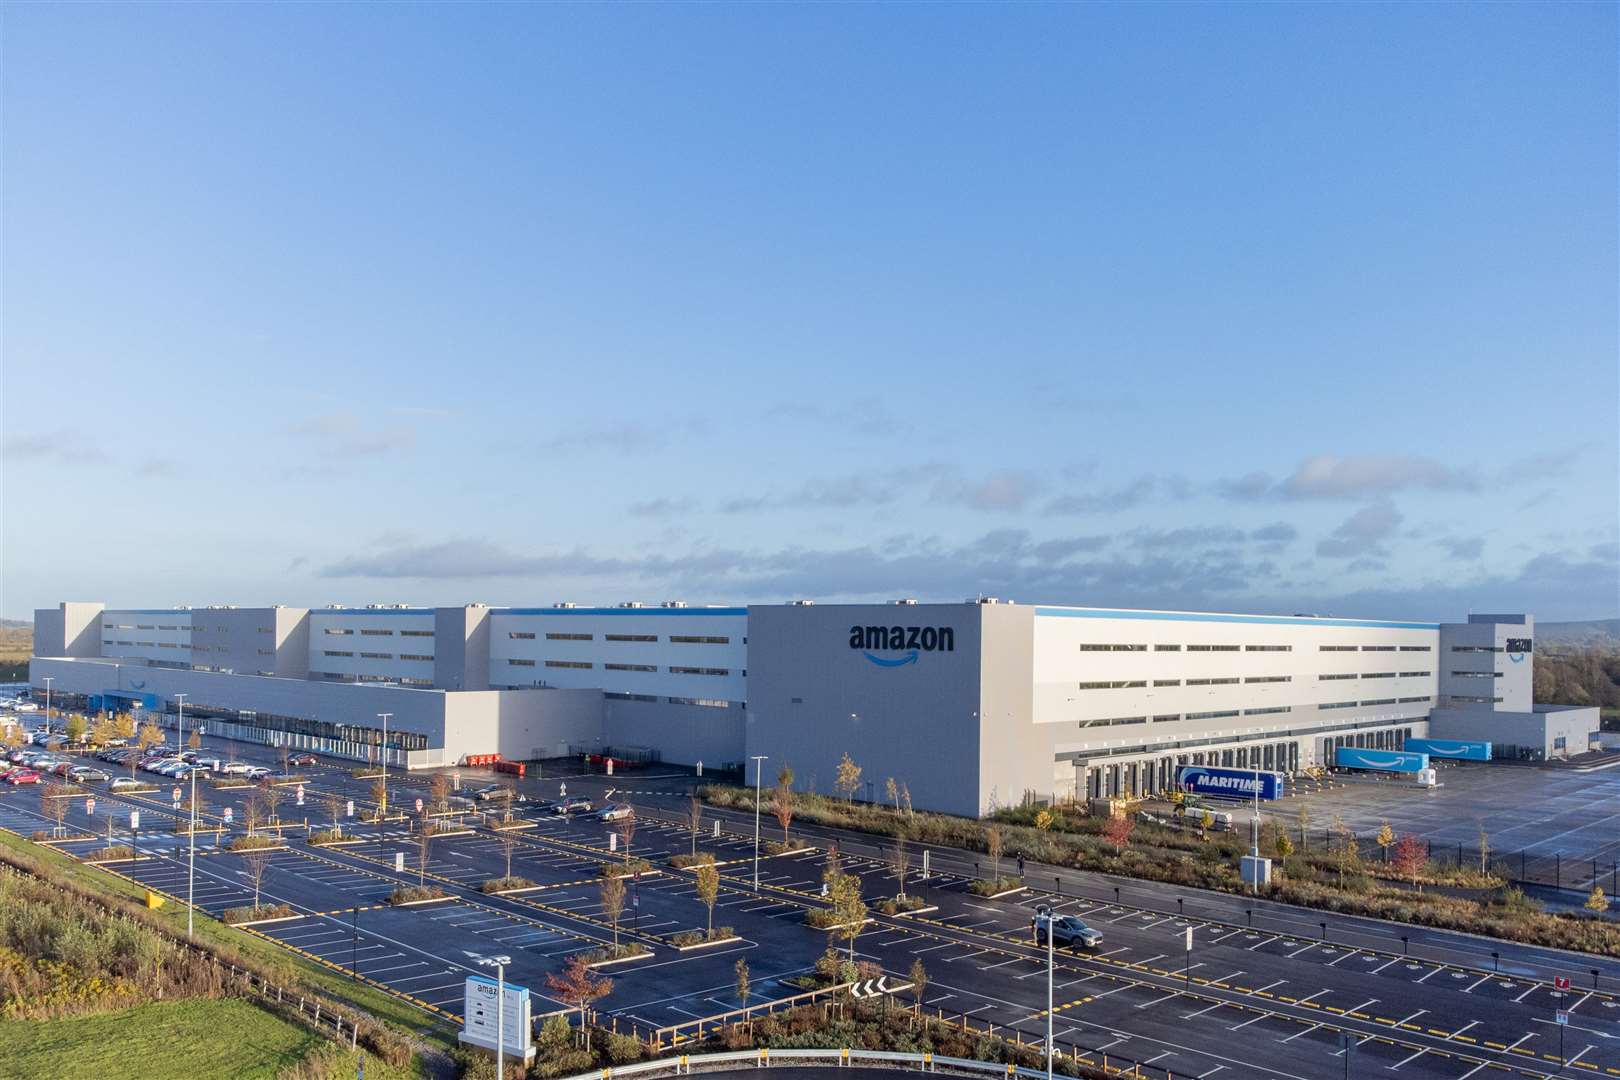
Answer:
(377, 713, 393, 815)
(1250, 759, 1261, 895)
(175, 694, 187, 749)
(1045, 924, 1055, 1080)
(750, 755, 768, 890)
(186, 764, 198, 939)
(42, 677, 53, 737)
(474, 954, 512, 1080)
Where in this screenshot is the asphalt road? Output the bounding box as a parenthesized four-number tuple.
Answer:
(3, 740, 1617, 1080)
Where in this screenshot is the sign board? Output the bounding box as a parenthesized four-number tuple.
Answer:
(1333, 747, 1430, 774)
(394, 852, 405, 873)
(459, 975, 534, 1061)
(172, 786, 182, 802)
(1556, 1011, 1569, 1026)
(1184, 927, 1194, 951)
(223, 807, 233, 823)
(346, 799, 355, 818)
(609, 833, 618, 852)
(415, 798, 424, 813)
(1176, 766, 1284, 801)
(86, 798, 96, 815)
(129, 811, 141, 829)
(1404, 738, 1492, 762)
(1554, 975, 1570, 991)
(295, 786, 305, 807)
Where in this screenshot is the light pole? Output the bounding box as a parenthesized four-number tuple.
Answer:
(1045, 923, 1055, 1080)
(42, 677, 53, 737)
(186, 764, 198, 939)
(1250, 752, 1262, 895)
(474, 953, 512, 1080)
(175, 693, 188, 750)
(377, 713, 393, 816)
(750, 755, 768, 890)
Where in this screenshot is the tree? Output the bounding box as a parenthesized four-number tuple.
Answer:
(324, 791, 345, 835)
(1199, 809, 1215, 838)
(182, 786, 207, 831)
(1274, 830, 1295, 862)
(1296, 804, 1311, 850)
(188, 728, 202, 752)
(1, 724, 24, 752)
(429, 772, 450, 813)
(774, 765, 796, 845)
(694, 858, 720, 934)
(241, 848, 271, 910)
(1335, 817, 1361, 886)
(1102, 814, 1135, 854)
(417, 814, 434, 886)
(277, 745, 291, 777)
(899, 782, 913, 817)
(113, 712, 137, 744)
(241, 794, 265, 837)
(986, 824, 1004, 881)
(834, 752, 862, 802)
(829, 866, 867, 963)
(1586, 885, 1611, 914)
(41, 781, 70, 837)
(501, 829, 518, 881)
(1391, 833, 1426, 891)
(65, 713, 87, 746)
(601, 872, 626, 948)
(908, 958, 929, 1010)
(260, 779, 284, 826)
(734, 957, 750, 1006)
(688, 794, 703, 857)
(544, 955, 612, 1049)
(1477, 820, 1491, 875)
(1376, 821, 1395, 862)
(136, 721, 165, 758)
(885, 777, 899, 811)
(893, 832, 910, 901)
(614, 812, 637, 863)
(370, 777, 388, 820)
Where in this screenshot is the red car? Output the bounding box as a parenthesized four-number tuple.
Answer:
(5, 769, 41, 785)
(287, 753, 318, 767)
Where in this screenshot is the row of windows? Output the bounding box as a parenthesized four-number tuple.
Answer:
(599, 692, 740, 709)
(1319, 644, 1431, 652)
(1080, 670, 1432, 692)
(1452, 645, 1501, 653)
(503, 631, 733, 645)
(506, 659, 733, 675)
(105, 639, 185, 649)
(1079, 695, 1433, 729)
(1449, 695, 1503, 704)
(1451, 670, 1503, 679)
(1186, 677, 1240, 686)
(1103, 644, 1295, 653)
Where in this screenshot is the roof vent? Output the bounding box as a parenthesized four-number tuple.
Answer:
(553, 602, 577, 609)
(788, 599, 816, 607)
(893, 598, 918, 605)
(618, 602, 646, 609)
(968, 597, 1000, 605)
(660, 600, 688, 608)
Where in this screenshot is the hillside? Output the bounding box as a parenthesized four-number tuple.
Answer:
(0, 621, 31, 681)
(1538, 618, 1620, 647)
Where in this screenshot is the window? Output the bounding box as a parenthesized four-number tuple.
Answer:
(1245, 676, 1291, 683)
(1451, 670, 1501, 679)
(323, 650, 354, 658)
(1361, 698, 1396, 706)
(670, 666, 729, 676)
(1245, 645, 1292, 652)
(1187, 644, 1240, 652)
(400, 629, 434, 638)
(158, 642, 178, 648)
(1152, 713, 1180, 722)
(1079, 643, 1146, 652)
(605, 692, 659, 702)
(360, 652, 392, 660)
(1449, 694, 1502, 704)
(1076, 680, 1147, 690)
(547, 660, 592, 669)
(1154, 644, 1181, 652)
(1452, 646, 1501, 653)
(508, 658, 536, 667)
(1362, 645, 1395, 652)
(1399, 671, 1430, 678)
(1080, 715, 1148, 728)
(400, 654, 432, 662)
(1320, 701, 1357, 710)
(1319, 645, 1358, 652)
(509, 632, 536, 640)
(137, 624, 154, 630)
(360, 629, 392, 636)
(606, 634, 657, 643)
(605, 663, 657, 672)
(1186, 677, 1239, 686)
(666, 696, 730, 708)
(1319, 673, 1357, 681)
(1186, 709, 1240, 720)
(1398, 696, 1431, 703)
(1244, 706, 1292, 716)
(670, 635, 730, 644)
(257, 627, 272, 633)
(324, 628, 354, 636)
(1399, 645, 1431, 652)
(1152, 679, 1181, 687)
(159, 625, 179, 630)
(1363, 672, 1395, 679)
(547, 632, 592, 641)
(257, 648, 273, 656)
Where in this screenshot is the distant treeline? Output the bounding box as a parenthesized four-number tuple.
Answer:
(1535, 645, 1620, 725)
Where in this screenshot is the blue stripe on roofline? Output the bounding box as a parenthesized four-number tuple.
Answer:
(1033, 607, 1439, 630)
(497, 607, 747, 617)
(307, 609, 434, 616)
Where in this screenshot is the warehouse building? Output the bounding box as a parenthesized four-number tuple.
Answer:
(30, 599, 1597, 817)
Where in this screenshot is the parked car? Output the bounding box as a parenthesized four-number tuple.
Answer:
(13, 702, 39, 712)
(557, 796, 592, 814)
(5, 750, 26, 764)
(4, 769, 40, 785)
(109, 776, 146, 791)
(219, 762, 250, 776)
(596, 803, 634, 822)
(52, 762, 74, 777)
(68, 766, 110, 783)
(192, 757, 223, 772)
(287, 753, 317, 767)
(1031, 906, 1103, 949)
(471, 785, 516, 802)
(243, 766, 272, 781)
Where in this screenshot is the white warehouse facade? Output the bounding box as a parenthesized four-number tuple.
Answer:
(30, 598, 1596, 817)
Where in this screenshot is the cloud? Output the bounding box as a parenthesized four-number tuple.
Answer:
(1132, 526, 1247, 549)
(321, 539, 633, 580)
(721, 474, 899, 514)
(1317, 499, 1403, 558)
(291, 413, 415, 456)
(929, 469, 1040, 512)
(286, 556, 309, 573)
(1438, 537, 1485, 560)
(1225, 456, 1477, 501)
(628, 497, 698, 518)
(2, 432, 108, 466)
(1044, 474, 1190, 515)
(1249, 523, 1298, 544)
(764, 398, 902, 436)
(1495, 447, 1585, 485)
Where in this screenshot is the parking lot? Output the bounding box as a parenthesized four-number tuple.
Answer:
(1, 733, 1617, 1079)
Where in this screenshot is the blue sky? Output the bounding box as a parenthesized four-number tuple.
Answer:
(3, 3, 1616, 621)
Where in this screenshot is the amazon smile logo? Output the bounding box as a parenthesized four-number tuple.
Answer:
(849, 624, 955, 667)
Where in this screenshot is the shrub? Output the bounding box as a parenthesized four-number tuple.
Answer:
(667, 853, 714, 869)
(968, 876, 1023, 896)
(223, 903, 294, 924)
(227, 834, 281, 852)
(602, 857, 652, 876)
(579, 942, 649, 964)
(669, 926, 736, 946)
(876, 894, 929, 915)
(306, 829, 346, 846)
(537, 1013, 572, 1050)
(386, 885, 448, 905)
(605, 1033, 644, 1064)
(86, 845, 134, 861)
(764, 839, 813, 856)
(479, 876, 536, 893)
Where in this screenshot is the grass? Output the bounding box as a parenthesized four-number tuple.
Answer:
(0, 998, 424, 1080)
(0, 830, 457, 1048)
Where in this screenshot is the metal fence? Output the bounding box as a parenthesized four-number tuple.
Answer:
(561, 1045, 1189, 1080)
(1292, 829, 1619, 895)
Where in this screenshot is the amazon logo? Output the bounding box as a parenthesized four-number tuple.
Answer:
(849, 624, 954, 667)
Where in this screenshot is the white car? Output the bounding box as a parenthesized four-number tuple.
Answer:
(597, 804, 635, 822)
(243, 766, 272, 781)
(219, 762, 250, 775)
(13, 703, 39, 712)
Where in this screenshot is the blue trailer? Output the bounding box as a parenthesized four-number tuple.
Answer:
(1334, 747, 1429, 773)
(1404, 737, 1491, 762)
(1175, 765, 1284, 801)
